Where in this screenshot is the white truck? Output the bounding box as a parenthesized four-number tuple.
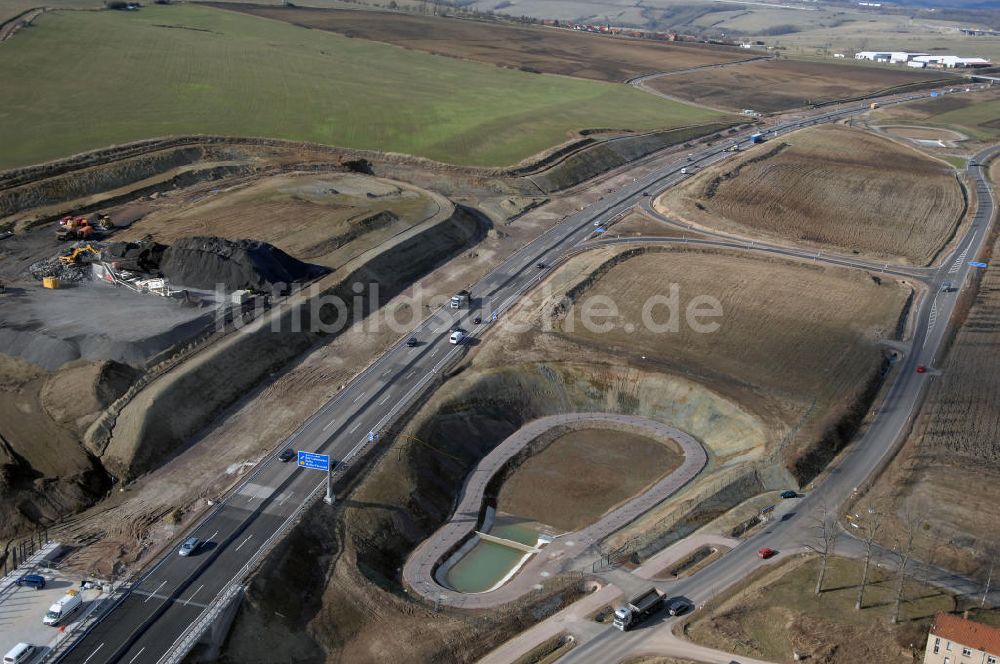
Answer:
(450, 290, 470, 309)
(613, 587, 663, 631)
(43, 589, 82, 626)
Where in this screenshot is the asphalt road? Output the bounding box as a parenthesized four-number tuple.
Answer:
(54, 88, 975, 664)
(554, 143, 1000, 664)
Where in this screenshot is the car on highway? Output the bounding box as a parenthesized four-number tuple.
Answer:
(178, 537, 201, 557)
(278, 448, 295, 462)
(916, 364, 927, 374)
(536, 262, 546, 269)
(757, 547, 777, 559)
(449, 328, 466, 345)
(680, 167, 688, 174)
(941, 281, 953, 292)
(406, 337, 418, 347)
(15, 574, 46, 590)
(780, 490, 798, 499)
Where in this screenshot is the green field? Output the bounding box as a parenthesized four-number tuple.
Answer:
(0, 5, 723, 169)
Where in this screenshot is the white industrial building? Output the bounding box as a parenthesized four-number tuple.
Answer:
(855, 51, 927, 63)
(908, 55, 992, 68)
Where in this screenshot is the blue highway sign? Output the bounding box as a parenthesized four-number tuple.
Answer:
(969, 261, 988, 268)
(297, 451, 330, 471)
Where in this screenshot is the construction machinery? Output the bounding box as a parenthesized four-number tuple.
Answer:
(59, 244, 101, 265)
(56, 216, 94, 241)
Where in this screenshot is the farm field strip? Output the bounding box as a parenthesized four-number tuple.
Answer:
(0, 4, 723, 170)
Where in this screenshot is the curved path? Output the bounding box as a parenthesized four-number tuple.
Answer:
(402, 413, 707, 609)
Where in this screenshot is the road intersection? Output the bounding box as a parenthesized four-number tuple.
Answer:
(52, 91, 994, 664)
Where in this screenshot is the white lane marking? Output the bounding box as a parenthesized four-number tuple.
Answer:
(278, 491, 294, 507)
(127, 646, 145, 664)
(235, 534, 254, 552)
(83, 644, 104, 664)
(183, 585, 204, 607)
(382, 368, 392, 377)
(144, 581, 166, 603)
(349, 421, 361, 433)
(208, 530, 218, 542)
(378, 392, 392, 406)
(352, 392, 366, 404)
(322, 417, 339, 432)
(406, 370, 417, 380)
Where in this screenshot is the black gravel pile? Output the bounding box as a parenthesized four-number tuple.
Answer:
(160, 236, 329, 293)
(27, 256, 89, 282)
(103, 241, 167, 274)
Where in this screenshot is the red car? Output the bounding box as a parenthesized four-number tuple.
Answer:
(758, 547, 777, 559)
(916, 364, 927, 374)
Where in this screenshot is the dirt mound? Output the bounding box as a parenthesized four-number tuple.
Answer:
(160, 236, 329, 292)
(40, 360, 139, 434)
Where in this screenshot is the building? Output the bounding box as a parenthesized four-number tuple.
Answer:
(855, 51, 928, 63)
(911, 55, 992, 68)
(924, 613, 1000, 664)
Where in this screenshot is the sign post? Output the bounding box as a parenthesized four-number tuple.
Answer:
(297, 451, 335, 504)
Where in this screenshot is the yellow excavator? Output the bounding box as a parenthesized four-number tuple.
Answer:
(59, 244, 101, 265)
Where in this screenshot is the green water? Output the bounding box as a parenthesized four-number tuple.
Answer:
(491, 521, 541, 547)
(446, 540, 526, 593)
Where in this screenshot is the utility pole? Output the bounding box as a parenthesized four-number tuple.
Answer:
(983, 562, 993, 608)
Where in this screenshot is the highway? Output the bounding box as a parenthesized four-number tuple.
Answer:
(552, 143, 1000, 664)
(53, 89, 979, 664)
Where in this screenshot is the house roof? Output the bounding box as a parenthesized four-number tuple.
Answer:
(931, 613, 1000, 655)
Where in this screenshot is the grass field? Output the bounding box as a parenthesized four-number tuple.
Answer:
(215, 4, 751, 83)
(0, 5, 722, 170)
(660, 125, 965, 264)
(683, 556, 970, 663)
(496, 428, 683, 532)
(875, 89, 1000, 141)
(647, 58, 947, 113)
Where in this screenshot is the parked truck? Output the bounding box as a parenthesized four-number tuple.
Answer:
(450, 290, 469, 309)
(613, 587, 663, 631)
(43, 589, 82, 626)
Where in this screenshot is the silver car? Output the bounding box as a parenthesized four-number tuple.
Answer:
(178, 536, 200, 557)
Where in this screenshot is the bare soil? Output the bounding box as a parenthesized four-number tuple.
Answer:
(681, 555, 960, 663)
(659, 124, 965, 265)
(497, 428, 683, 532)
(882, 125, 966, 142)
(211, 3, 750, 82)
(559, 245, 910, 478)
(117, 172, 445, 269)
(649, 58, 947, 113)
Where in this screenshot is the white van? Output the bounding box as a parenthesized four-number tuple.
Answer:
(43, 589, 82, 626)
(449, 329, 466, 344)
(4, 643, 36, 664)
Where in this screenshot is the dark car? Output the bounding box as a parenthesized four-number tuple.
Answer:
(666, 598, 691, 616)
(278, 448, 295, 463)
(15, 574, 46, 590)
(780, 490, 798, 499)
(473, 316, 482, 325)
(536, 262, 546, 269)
(406, 337, 418, 347)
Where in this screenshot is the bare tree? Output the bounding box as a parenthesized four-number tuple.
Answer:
(806, 504, 839, 595)
(892, 512, 920, 624)
(856, 507, 884, 611)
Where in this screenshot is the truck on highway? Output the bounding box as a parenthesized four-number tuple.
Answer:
(43, 589, 82, 626)
(450, 290, 469, 309)
(750, 132, 764, 144)
(613, 587, 663, 631)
